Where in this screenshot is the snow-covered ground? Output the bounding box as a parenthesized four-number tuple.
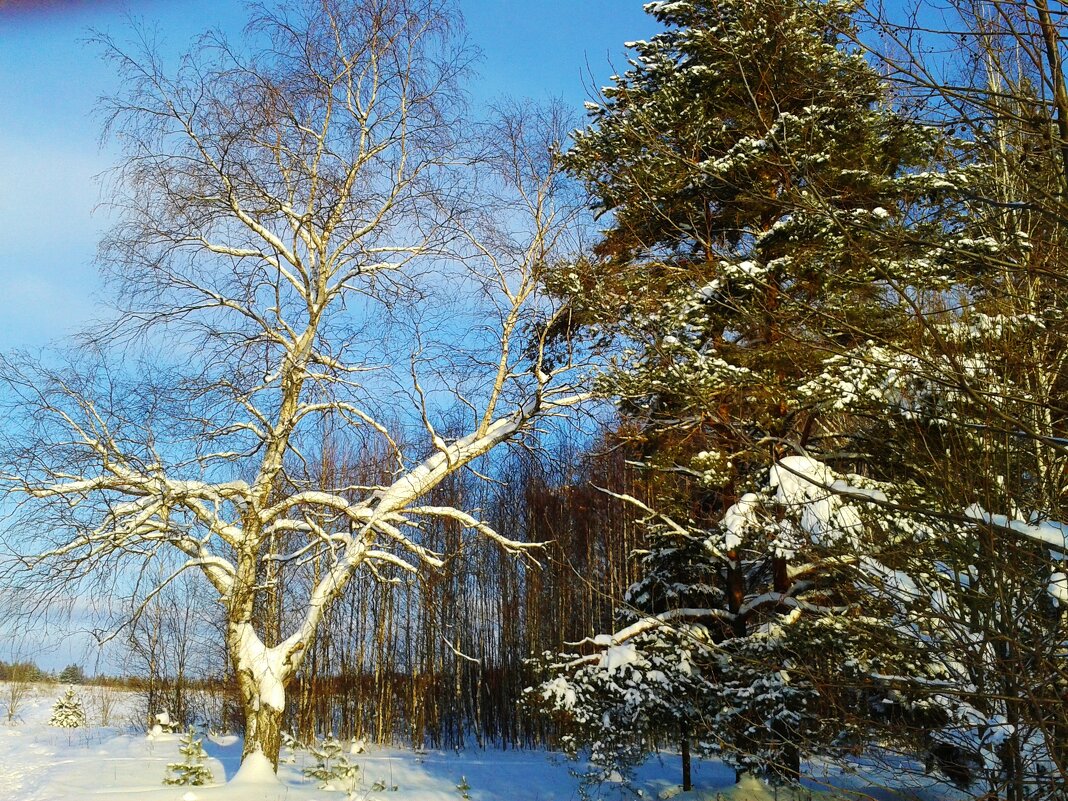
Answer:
(0, 683, 954, 801)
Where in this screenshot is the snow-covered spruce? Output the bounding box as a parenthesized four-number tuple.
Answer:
(303, 735, 361, 792)
(48, 687, 87, 729)
(163, 727, 214, 786)
(151, 710, 178, 735)
(530, 457, 888, 787)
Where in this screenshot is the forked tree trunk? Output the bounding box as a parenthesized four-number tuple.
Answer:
(230, 619, 296, 770)
(243, 698, 285, 768)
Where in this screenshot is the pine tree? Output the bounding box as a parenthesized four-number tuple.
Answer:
(558, 0, 959, 465)
(539, 0, 982, 785)
(49, 687, 87, 729)
(163, 728, 214, 786)
(536, 0, 1068, 793)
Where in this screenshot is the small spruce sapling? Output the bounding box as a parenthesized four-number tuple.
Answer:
(49, 687, 87, 729)
(370, 751, 398, 793)
(164, 727, 214, 786)
(303, 735, 360, 793)
(280, 729, 301, 763)
(456, 775, 472, 800)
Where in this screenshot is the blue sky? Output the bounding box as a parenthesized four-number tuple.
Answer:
(0, 0, 658, 353)
(0, 0, 658, 670)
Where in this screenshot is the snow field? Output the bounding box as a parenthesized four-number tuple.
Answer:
(0, 683, 951, 801)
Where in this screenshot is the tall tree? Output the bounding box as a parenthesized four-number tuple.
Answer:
(537, 0, 993, 786)
(0, 0, 584, 771)
(817, 1, 1068, 795)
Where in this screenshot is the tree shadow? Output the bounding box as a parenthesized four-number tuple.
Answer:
(201, 734, 244, 782)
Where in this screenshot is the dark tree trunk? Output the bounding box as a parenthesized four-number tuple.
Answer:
(681, 736, 692, 791)
(780, 738, 801, 783)
(771, 553, 801, 782)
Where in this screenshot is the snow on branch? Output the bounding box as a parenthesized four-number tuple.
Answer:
(407, 505, 542, 557)
(964, 504, 1068, 554)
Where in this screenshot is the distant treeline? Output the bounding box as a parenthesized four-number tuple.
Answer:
(1, 661, 101, 685)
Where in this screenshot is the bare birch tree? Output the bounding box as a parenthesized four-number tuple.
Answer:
(0, 0, 584, 770)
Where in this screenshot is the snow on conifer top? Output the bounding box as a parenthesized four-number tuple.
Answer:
(49, 687, 87, 729)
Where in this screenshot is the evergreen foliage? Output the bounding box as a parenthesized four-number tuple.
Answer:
(58, 664, 86, 685)
(535, 0, 1024, 787)
(557, 0, 970, 455)
(0, 660, 43, 682)
(163, 728, 214, 786)
(48, 688, 87, 729)
(303, 735, 361, 792)
(152, 710, 178, 734)
(456, 775, 472, 800)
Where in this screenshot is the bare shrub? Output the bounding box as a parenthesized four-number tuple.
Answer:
(4, 666, 36, 724)
(91, 683, 121, 728)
